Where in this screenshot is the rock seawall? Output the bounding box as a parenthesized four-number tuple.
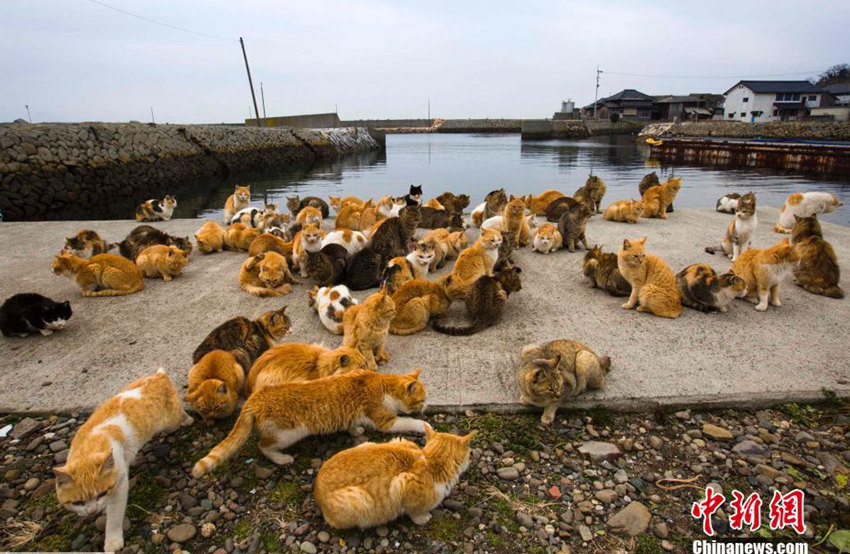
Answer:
(640, 120, 850, 141)
(0, 123, 383, 221)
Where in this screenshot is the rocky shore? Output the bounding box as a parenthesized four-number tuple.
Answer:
(1, 402, 846, 553)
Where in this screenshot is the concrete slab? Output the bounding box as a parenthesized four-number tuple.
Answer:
(0, 207, 848, 414)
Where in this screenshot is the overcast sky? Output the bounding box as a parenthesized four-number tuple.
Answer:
(1, 0, 847, 124)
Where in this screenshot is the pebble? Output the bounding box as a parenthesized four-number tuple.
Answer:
(577, 441, 622, 461)
(167, 524, 197, 543)
(702, 424, 733, 441)
(201, 523, 216, 538)
(607, 501, 651, 536)
(578, 524, 593, 541)
(496, 467, 520, 480)
(317, 531, 330, 543)
(300, 541, 317, 554)
(517, 513, 534, 528)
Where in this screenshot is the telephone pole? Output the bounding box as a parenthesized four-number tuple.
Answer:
(25, 105, 32, 123)
(428, 99, 431, 120)
(150, 107, 156, 124)
(240, 37, 261, 127)
(260, 82, 267, 119)
(593, 66, 603, 119)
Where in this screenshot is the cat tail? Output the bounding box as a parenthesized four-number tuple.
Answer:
(772, 223, 791, 234)
(82, 282, 144, 297)
(704, 245, 723, 255)
(106, 243, 119, 252)
(432, 319, 485, 336)
(807, 284, 845, 299)
(598, 356, 611, 373)
(192, 408, 255, 478)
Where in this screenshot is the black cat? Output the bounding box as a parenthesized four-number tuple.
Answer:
(0, 293, 72, 337)
(345, 246, 386, 290)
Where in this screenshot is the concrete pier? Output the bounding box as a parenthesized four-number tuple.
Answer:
(0, 206, 848, 414)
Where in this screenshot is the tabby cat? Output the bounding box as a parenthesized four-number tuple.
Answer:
(52, 252, 144, 297)
(192, 370, 428, 477)
(118, 225, 192, 261)
(248, 232, 293, 258)
(557, 201, 593, 252)
(185, 350, 244, 422)
(314, 427, 474, 529)
(54, 369, 192, 553)
(136, 195, 177, 222)
(292, 224, 327, 277)
(304, 237, 349, 287)
(0, 293, 72, 337)
(342, 289, 396, 369)
(389, 278, 453, 335)
(372, 204, 421, 260)
(421, 228, 469, 271)
(705, 191, 757, 261)
(582, 246, 631, 297)
(345, 246, 386, 291)
(732, 238, 800, 311)
(239, 252, 298, 297)
(224, 185, 251, 223)
(195, 221, 226, 254)
(192, 305, 291, 371)
(545, 196, 580, 222)
(640, 177, 682, 219)
(517, 340, 610, 424)
(436, 192, 471, 214)
(247, 343, 366, 393)
(64, 229, 114, 259)
(418, 207, 466, 230)
(676, 264, 747, 313)
(574, 175, 606, 214)
(433, 266, 522, 336)
(618, 237, 682, 318)
(603, 200, 645, 224)
(287, 195, 330, 218)
(637, 171, 660, 198)
(790, 215, 843, 298)
(135, 244, 189, 281)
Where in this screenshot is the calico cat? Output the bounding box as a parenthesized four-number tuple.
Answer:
(135, 244, 189, 281)
(545, 196, 580, 222)
(64, 230, 114, 259)
(118, 225, 192, 261)
(372, 204, 421, 259)
(676, 264, 747, 313)
(716, 193, 741, 214)
(641, 177, 682, 219)
(258, 210, 291, 233)
(406, 185, 423, 206)
(323, 229, 369, 256)
(637, 172, 660, 198)
(224, 185, 251, 223)
(287, 195, 330, 219)
(774, 191, 843, 233)
(345, 246, 386, 291)
(790, 215, 843, 299)
(557, 201, 593, 252)
(582, 246, 631, 297)
(0, 293, 72, 337)
(527, 190, 566, 216)
(296, 206, 323, 227)
(54, 369, 192, 553)
(229, 207, 265, 228)
(604, 200, 645, 224)
(517, 340, 610, 424)
(383, 241, 435, 294)
(732, 238, 800, 311)
(315, 426, 474, 529)
(574, 175, 607, 214)
(389, 279, 453, 335)
(434, 266, 522, 336)
(342, 289, 396, 369)
(531, 223, 562, 254)
(185, 350, 244, 423)
(308, 284, 358, 334)
(292, 224, 327, 278)
(135, 195, 177, 222)
(705, 191, 757, 261)
(377, 196, 406, 219)
(52, 252, 144, 297)
(418, 207, 466, 230)
(192, 370, 428, 477)
(444, 226, 502, 300)
(247, 343, 366, 393)
(618, 237, 682, 319)
(193, 305, 291, 370)
(195, 221, 226, 254)
(421, 228, 469, 271)
(248, 232, 293, 259)
(305, 240, 350, 287)
(239, 252, 298, 297)
(223, 223, 262, 252)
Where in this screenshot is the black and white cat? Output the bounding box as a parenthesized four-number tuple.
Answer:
(0, 293, 72, 337)
(405, 185, 423, 206)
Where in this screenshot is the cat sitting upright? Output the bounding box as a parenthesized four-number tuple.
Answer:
(705, 191, 757, 261)
(0, 293, 72, 337)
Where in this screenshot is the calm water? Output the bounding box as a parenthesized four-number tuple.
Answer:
(123, 134, 850, 225)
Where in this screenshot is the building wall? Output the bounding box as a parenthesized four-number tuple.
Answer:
(811, 107, 850, 122)
(724, 85, 778, 123)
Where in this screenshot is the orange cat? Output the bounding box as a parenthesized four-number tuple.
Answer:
(359, 199, 379, 230)
(185, 350, 244, 423)
(330, 195, 365, 212)
(192, 369, 428, 476)
(503, 196, 530, 247)
(342, 289, 396, 369)
(248, 232, 294, 258)
(292, 223, 327, 277)
(224, 185, 251, 223)
(422, 228, 469, 271)
(527, 190, 565, 216)
(618, 237, 682, 318)
(52, 252, 144, 297)
(314, 426, 474, 529)
(224, 223, 261, 251)
(531, 223, 563, 254)
(135, 244, 189, 281)
(247, 342, 366, 393)
(732, 238, 800, 311)
(54, 369, 192, 552)
(195, 221, 226, 254)
(239, 252, 298, 297)
(389, 279, 453, 335)
(335, 203, 363, 230)
(641, 177, 682, 219)
(444, 226, 502, 300)
(604, 200, 645, 224)
(297, 206, 323, 227)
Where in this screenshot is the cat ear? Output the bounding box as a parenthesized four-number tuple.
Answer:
(424, 422, 436, 440)
(461, 430, 477, 445)
(99, 452, 116, 475)
(53, 466, 73, 486)
(622, 239, 631, 249)
(339, 354, 350, 366)
(637, 236, 647, 245)
(509, 194, 516, 201)
(793, 215, 802, 222)
(216, 382, 228, 395)
(62, 301, 70, 309)
(408, 368, 422, 380)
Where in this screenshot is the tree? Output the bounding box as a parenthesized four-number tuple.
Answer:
(815, 64, 850, 86)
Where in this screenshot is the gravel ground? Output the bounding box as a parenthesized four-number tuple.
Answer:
(1, 401, 848, 553)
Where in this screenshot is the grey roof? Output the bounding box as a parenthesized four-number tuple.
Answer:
(825, 84, 850, 94)
(724, 80, 823, 95)
(655, 95, 704, 104)
(602, 89, 656, 102)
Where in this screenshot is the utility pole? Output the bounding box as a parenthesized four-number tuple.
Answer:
(428, 99, 431, 120)
(150, 107, 156, 124)
(260, 82, 267, 119)
(240, 37, 261, 127)
(25, 104, 32, 123)
(593, 66, 603, 119)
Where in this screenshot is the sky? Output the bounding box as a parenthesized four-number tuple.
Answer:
(1, 0, 848, 124)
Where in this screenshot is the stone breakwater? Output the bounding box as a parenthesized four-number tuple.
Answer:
(0, 123, 383, 221)
(640, 120, 850, 141)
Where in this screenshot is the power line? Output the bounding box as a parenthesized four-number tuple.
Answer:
(604, 70, 821, 80)
(82, 0, 235, 41)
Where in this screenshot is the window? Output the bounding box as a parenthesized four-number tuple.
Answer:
(792, 93, 800, 101)
(776, 93, 783, 100)
(742, 97, 749, 102)
(728, 112, 736, 118)
(808, 95, 817, 101)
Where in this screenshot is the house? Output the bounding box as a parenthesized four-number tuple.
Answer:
(722, 80, 831, 122)
(583, 89, 657, 120)
(654, 94, 720, 120)
(824, 84, 850, 106)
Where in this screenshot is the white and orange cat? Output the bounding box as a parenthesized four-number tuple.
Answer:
(224, 185, 251, 223)
(732, 238, 800, 311)
(531, 223, 562, 254)
(297, 206, 323, 227)
(192, 370, 428, 477)
(774, 191, 843, 233)
(315, 426, 474, 529)
(54, 369, 192, 552)
(323, 229, 369, 256)
(292, 223, 327, 278)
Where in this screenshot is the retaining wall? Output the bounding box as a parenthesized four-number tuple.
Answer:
(0, 123, 382, 221)
(639, 120, 850, 141)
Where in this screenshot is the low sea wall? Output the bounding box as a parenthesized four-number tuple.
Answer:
(0, 123, 383, 221)
(436, 119, 522, 133)
(521, 118, 644, 140)
(640, 120, 850, 141)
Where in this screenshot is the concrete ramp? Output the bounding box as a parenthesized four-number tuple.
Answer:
(0, 207, 847, 414)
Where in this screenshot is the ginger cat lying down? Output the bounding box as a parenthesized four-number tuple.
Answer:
(246, 342, 366, 393)
(192, 370, 428, 477)
(315, 426, 475, 529)
(52, 251, 144, 297)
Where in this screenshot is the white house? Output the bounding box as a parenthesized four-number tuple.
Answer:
(825, 84, 850, 106)
(722, 80, 829, 122)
